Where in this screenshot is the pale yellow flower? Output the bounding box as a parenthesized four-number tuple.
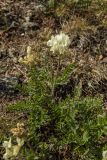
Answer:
(19, 54, 34, 65)
(3, 137, 24, 160)
(12, 145, 20, 157)
(3, 123, 25, 160)
(102, 150, 107, 160)
(3, 148, 13, 160)
(12, 138, 24, 156)
(27, 46, 32, 55)
(3, 138, 12, 149)
(16, 137, 24, 147)
(3, 138, 13, 160)
(19, 46, 34, 65)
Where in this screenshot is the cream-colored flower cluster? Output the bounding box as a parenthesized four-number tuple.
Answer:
(47, 32, 70, 54)
(3, 137, 24, 160)
(3, 123, 25, 160)
(19, 46, 34, 65)
(102, 150, 107, 160)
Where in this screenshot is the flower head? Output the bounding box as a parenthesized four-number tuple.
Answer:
(3, 123, 25, 160)
(3, 148, 13, 160)
(3, 138, 13, 160)
(16, 137, 24, 147)
(103, 150, 107, 160)
(19, 53, 34, 65)
(10, 122, 25, 137)
(12, 145, 20, 157)
(27, 46, 32, 55)
(47, 32, 70, 54)
(3, 137, 24, 160)
(19, 46, 34, 65)
(3, 138, 12, 149)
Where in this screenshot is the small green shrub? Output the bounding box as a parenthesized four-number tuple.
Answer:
(8, 62, 107, 160)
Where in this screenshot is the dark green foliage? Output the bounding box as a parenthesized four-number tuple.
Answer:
(56, 64, 75, 85)
(9, 94, 106, 160)
(46, 0, 107, 12)
(47, 0, 92, 9)
(8, 62, 107, 160)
